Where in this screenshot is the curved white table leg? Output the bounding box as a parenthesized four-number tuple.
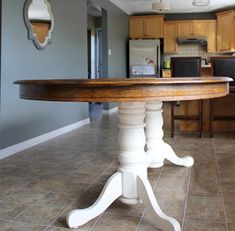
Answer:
(67, 102, 182, 231)
(137, 175, 181, 231)
(160, 142, 194, 167)
(145, 101, 194, 168)
(66, 172, 122, 229)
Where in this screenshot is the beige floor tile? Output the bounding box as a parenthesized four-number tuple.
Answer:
(183, 220, 227, 231)
(225, 204, 235, 223)
(147, 168, 162, 187)
(46, 227, 71, 231)
(228, 223, 235, 231)
(92, 214, 140, 231)
(155, 166, 190, 192)
(0, 200, 28, 220)
(0, 175, 37, 198)
(48, 205, 99, 230)
(1, 221, 46, 231)
(105, 200, 144, 217)
(217, 153, 235, 169)
(73, 183, 105, 209)
(145, 199, 185, 224)
(221, 181, 235, 193)
(223, 192, 235, 205)
(53, 181, 89, 199)
(186, 196, 225, 222)
(189, 179, 221, 197)
(24, 177, 63, 195)
(0, 220, 8, 229)
(137, 216, 169, 231)
(214, 143, 235, 154)
(2, 188, 46, 207)
(13, 204, 66, 226)
(154, 189, 187, 204)
(1, 108, 235, 230)
(220, 168, 235, 184)
(189, 167, 221, 197)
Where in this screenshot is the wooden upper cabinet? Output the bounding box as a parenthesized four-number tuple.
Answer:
(129, 17, 144, 39)
(216, 10, 235, 52)
(177, 21, 192, 37)
(193, 21, 207, 36)
(163, 22, 177, 53)
(177, 20, 207, 37)
(176, 20, 216, 52)
(31, 22, 50, 44)
(207, 20, 217, 53)
(129, 15, 164, 39)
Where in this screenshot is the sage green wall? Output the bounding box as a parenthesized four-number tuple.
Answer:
(0, 0, 128, 149)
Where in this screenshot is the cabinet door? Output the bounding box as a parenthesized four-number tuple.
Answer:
(177, 22, 192, 37)
(207, 20, 217, 53)
(164, 22, 177, 53)
(129, 17, 144, 39)
(217, 11, 234, 52)
(145, 16, 163, 38)
(193, 21, 207, 36)
(31, 22, 50, 44)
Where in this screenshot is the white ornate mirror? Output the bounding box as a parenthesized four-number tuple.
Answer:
(24, 0, 54, 50)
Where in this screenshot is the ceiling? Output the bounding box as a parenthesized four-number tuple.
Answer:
(110, 0, 235, 15)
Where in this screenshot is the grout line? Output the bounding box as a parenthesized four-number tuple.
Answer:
(181, 167, 192, 231)
(0, 159, 74, 202)
(7, 160, 89, 226)
(90, 213, 106, 231)
(0, 117, 115, 230)
(185, 218, 230, 224)
(42, 161, 115, 230)
(212, 138, 229, 231)
(0, 161, 74, 227)
(0, 220, 47, 230)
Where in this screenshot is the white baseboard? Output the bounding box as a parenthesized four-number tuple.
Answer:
(0, 118, 90, 160)
(103, 107, 118, 115)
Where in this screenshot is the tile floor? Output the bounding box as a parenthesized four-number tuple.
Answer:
(0, 103, 235, 231)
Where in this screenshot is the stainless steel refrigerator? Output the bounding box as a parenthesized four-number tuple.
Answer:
(129, 39, 163, 77)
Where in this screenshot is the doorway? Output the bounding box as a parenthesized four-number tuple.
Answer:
(87, 2, 103, 120)
(87, 27, 102, 79)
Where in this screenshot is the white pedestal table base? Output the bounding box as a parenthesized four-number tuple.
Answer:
(66, 101, 194, 231)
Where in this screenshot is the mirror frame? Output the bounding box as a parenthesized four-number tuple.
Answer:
(24, 0, 54, 50)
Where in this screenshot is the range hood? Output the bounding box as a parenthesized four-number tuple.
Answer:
(177, 36, 207, 45)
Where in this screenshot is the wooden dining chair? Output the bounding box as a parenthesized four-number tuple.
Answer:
(209, 56, 235, 137)
(170, 56, 202, 137)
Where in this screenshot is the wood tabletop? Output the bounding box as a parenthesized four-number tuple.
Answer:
(14, 77, 232, 102)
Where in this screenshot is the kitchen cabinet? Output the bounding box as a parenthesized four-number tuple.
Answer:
(170, 20, 216, 53)
(207, 20, 217, 53)
(162, 69, 171, 78)
(177, 21, 192, 37)
(129, 15, 164, 39)
(163, 22, 178, 53)
(177, 20, 207, 37)
(193, 21, 207, 36)
(216, 10, 235, 52)
(31, 22, 50, 44)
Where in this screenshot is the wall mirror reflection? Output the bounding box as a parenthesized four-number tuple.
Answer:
(24, 0, 54, 49)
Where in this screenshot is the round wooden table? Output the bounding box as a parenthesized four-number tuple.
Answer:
(15, 77, 232, 231)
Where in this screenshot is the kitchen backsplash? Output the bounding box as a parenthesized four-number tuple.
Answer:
(164, 44, 217, 64)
